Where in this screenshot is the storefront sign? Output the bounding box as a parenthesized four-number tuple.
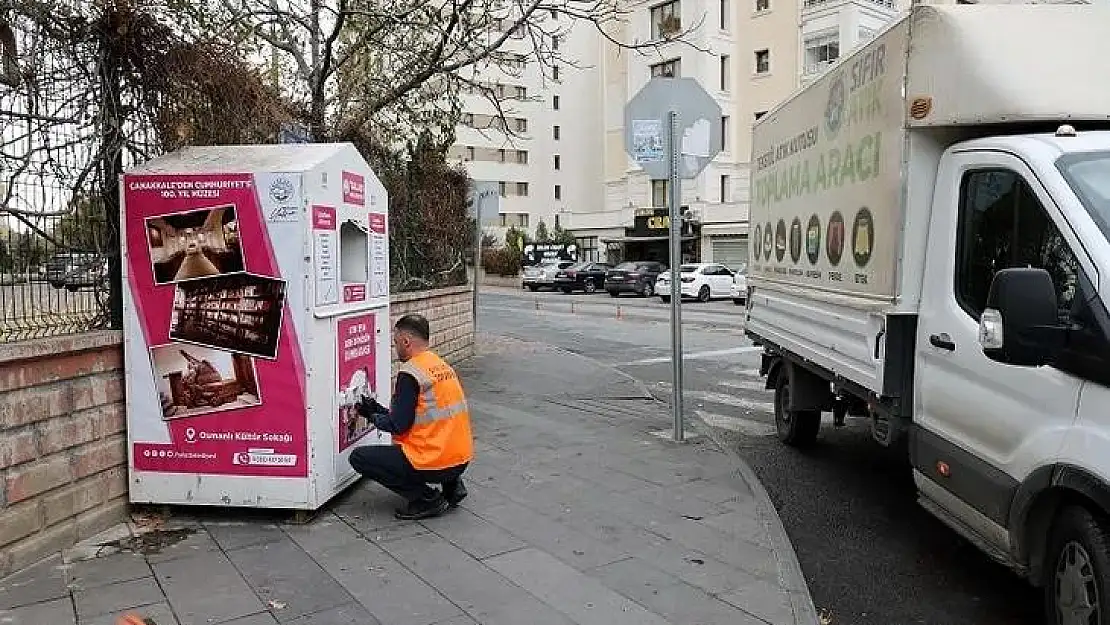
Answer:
(522, 242, 578, 266)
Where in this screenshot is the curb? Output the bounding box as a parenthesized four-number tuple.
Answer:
(691, 416, 822, 625)
(475, 332, 819, 625)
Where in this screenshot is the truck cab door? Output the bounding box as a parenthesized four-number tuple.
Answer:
(915, 150, 1089, 543)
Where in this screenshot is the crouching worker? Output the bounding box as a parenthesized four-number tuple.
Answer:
(349, 313, 473, 520)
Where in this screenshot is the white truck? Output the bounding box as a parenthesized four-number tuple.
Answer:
(745, 4, 1110, 621)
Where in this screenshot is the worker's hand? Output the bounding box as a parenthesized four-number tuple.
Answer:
(357, 395, 384, 417)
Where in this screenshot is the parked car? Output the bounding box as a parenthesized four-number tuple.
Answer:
(730, 264, 748, 305)
(521, 259, 575, 291)
(604, 261, 667, 297)
(45, 252, 108, 292)
(655, 263, 735, 303)
(554, 261, 613, 293)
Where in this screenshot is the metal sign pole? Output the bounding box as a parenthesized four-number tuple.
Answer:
(667, 110, 684, 442)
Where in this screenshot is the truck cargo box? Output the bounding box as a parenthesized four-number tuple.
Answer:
(746, 4, 1110, 395)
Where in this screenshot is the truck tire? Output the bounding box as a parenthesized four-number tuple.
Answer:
(774, 373, 821, 447)
(1044, 505, 1110, 625)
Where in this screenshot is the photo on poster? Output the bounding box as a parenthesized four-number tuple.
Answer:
(169, 272, 287, 360)
(149, 343, 262, 420)
(337, 313, 378, 451)
(145, 205, 245, 285)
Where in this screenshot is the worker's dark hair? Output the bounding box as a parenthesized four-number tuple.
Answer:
(395, 314, 430, 342)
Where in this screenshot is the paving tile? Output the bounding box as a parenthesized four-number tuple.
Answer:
(430, 615, 479, 625)
(67, 552, 152, 591)
(419, 508, 527, 560)
(80, 601, 179, 625)
(279, 515, 359, 555)
(153, 551, 264, 625)
(226, 538, 353, 623)
(464, 597, 577, 625)
(719, 578, 797, 625)
(0, 555, 69, 609)
(283, 602, 381, 624)
(633, 539, 764, 596)
(0, 596, 76, 625)
(473, 501, 629, 571)
(698, 508, 774, 550)
(591, 558, 765, 625)
(73, 576, 164, 621)
(143, 528, 222, 565)
(651, 517, 781, 582)
(218, 613, 280, 625)
(204, 522, 288, 552)
(290, 527, 461, 625)
(379, 533, 538, 616)
(483, 548, 670, 625)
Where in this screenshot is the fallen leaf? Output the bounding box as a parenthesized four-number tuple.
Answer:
(682, 515, 703, 521)
(267, 600, 287, 611)
(688, 558, 705, 565)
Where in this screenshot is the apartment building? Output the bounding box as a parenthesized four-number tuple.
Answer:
(565, 0, 903, 269)
(447, 13, 604, 243)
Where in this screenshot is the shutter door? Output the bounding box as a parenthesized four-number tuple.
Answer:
(711, 238, 749, 271)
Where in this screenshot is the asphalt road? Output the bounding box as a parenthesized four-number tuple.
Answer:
(477, 289, 1042, 625)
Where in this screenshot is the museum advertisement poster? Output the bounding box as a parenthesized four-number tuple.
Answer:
(336, 313, 377, 451)
(123, 173, 308, 477)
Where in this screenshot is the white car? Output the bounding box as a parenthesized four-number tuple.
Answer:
(730, 265, 748, 305)
(655, 263, 736, 303)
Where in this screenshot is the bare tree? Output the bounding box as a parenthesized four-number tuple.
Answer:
(213, 0, 703, 143)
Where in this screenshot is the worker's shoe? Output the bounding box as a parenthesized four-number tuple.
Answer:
(443, 479, 468, 507)
(395, 492, 450, 520)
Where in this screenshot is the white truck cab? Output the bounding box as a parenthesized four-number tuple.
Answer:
(744, 5, 1110, 621)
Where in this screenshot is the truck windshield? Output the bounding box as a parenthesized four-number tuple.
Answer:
(1058, 151, 1110, 243)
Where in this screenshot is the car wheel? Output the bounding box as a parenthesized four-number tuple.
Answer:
(697, 285, 711, 303)
(584, 280, 597, 294)
(660, 295, 670, 304)
(733, 298, 746, 306)
(65, 284, 81, 293)
(528, 285, 538, 292)
(643, 282, 654, 297)
(774, 372, 821, 447)
(608, 290, 619, 297)
(49, 281, 65, 289)
(1045, 505, 1110, 625)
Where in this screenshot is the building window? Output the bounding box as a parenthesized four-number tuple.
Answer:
(651, 0, 682, 40)
(466, 146, 475, 161)
(516, 182, 530, 196)
(577, 236, 600, 262)
(720, 0, 730, 29)
(510, 24, 525, 39)
(550, 8, 558, 18)
(516, 150, 528, 164)
(498, 181, 507, 197)
(516, 118, 528, 132)
(554, 185, 562, 200)
(552, 35, 560, 50)
(553, 125, 561, 140)
(553, 95, 560, 110)
(719, 54, 730, 91)
(804, 32, 839, 75)
(652, 180, 669, 208)
(755, 49, 770, 74)
(650, 58, 681, 78)
(553, 66, 560, 80)
(515, 85, 527, 99)
(721, 116, 730, 151)
(859, 27, 875, 43)
(554, 155, 561, 170)
(499, 213, 529, 227)
(499, 149, 506, 162)
(755, 110, 768, 120)
(756, 0, 769, 11)
(720, 175, 730, 202)
(463, 113, 474, 126)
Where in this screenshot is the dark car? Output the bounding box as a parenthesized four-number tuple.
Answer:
(554, 262, 613, 293)
(604, 261, 667, 297)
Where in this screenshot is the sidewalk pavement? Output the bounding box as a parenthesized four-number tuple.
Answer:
(0, 333, 818, 625)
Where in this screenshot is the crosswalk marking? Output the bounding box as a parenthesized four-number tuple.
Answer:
(617, 346, 763, 366)
(655, 384, 775, 414)
(717, 378, 767, 392)
(695, 410, 777, 436)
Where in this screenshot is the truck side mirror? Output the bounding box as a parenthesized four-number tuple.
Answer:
(979, 267, 1067, 367)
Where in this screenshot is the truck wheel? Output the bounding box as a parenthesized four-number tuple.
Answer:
(1045, 505, 1110, 625)
(774, 374, 820, 447)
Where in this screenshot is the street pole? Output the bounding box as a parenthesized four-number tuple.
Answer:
(667, 110, 684, 442)
(473, 193, 484, 332)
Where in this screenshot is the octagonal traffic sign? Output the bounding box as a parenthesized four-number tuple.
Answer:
(624, 77, 723, 180)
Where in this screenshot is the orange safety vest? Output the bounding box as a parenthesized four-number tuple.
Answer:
(394, 350, 473, 470)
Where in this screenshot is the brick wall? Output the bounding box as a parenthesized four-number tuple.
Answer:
(389, 285, 476, 369)
(0, 286, 474, 578)
(0, 331, 128, 579)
